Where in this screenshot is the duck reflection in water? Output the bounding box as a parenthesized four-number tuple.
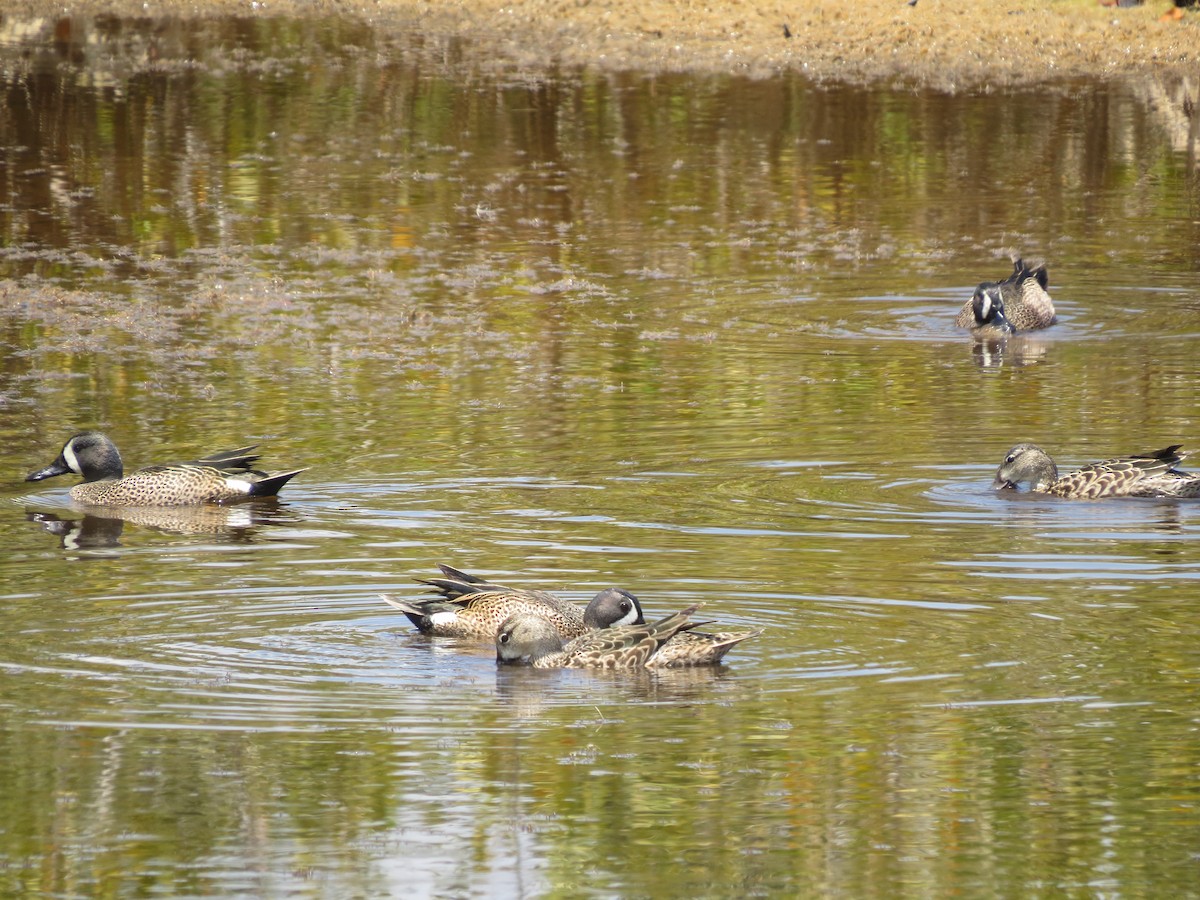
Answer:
(25, 500, 297, 549)
(969, 331, 1050, 369)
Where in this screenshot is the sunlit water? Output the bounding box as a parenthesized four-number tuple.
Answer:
(2, 14, 1200, 898)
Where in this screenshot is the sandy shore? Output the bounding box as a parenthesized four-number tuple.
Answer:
(10, 0, 1200, 85)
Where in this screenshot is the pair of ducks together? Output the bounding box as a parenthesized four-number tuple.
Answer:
(953, 259, 1200, 498)
(383, 564, 762, 669)
(26, 421, 1200, 513)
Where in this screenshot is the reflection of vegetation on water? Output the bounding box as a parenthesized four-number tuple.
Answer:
(3, 651, 1196, 896)
(2, 17, 1198, 277)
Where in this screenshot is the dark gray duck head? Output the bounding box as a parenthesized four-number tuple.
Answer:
(971, 285, 1016, 335)
(27, 431, 124, 484)
(583, 588, 645, 629)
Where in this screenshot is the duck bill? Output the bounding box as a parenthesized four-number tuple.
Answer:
(992, 475, 1017, 491)
(26, 458, 71, 482)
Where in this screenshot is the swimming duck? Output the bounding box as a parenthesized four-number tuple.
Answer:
(26, 431, 305, 507)
(496, 605, 705, 669)
(956, 257, 1056, 333)
(382, 583, 644, 640)
(993, 443, 1200, 499)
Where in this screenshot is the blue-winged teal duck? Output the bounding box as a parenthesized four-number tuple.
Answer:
(381, 564, 644, 640)
(26, 431, 306, 507)
(993, 443, 1200, 499)
(401, 564, 761, 664)
(382, 587, 643, 641)
(956, 258, 1056, 333)
(496, 605, 706, 669)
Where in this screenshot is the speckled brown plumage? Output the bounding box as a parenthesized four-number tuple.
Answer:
(496, 605, 709, 669)
(955, 257, 1056, 333)
(26, 431, 305, 507)
(383, 590, 589, 639)
(993, 443, 1200, 499)
(383, 565, 644, 640)
(645, 627, 763, 667)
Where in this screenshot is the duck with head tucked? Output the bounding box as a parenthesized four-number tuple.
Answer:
(956, 257, 1056, 334)
(993, 443, 1200, 499)
(382, 586, 644, 641)
(26, 431, 306, 507)
(381, 563, 645, 640)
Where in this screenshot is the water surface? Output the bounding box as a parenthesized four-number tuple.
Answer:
(2, 14, 1200, 898)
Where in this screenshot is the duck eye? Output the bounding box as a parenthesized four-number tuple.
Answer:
(620, 601, 631, 613)
(499, 632, 510, 644)
(1005, 454, 1016, 464)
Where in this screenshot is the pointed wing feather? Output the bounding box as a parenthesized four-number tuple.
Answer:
(1054, 446, 1188, 498)
(648, 628, 764, 667)
(562, 604, 702, 668)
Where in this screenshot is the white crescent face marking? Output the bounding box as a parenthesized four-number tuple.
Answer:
(63, 441, 82, 475)
(613, 603, 641, 627)
(979, 293, 992, 320)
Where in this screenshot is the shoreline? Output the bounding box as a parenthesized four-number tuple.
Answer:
(7, 0, 1200, 86)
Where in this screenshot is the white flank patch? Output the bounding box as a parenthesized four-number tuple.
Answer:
(430, 611, 458, 627)
(226, 478, 253, 494)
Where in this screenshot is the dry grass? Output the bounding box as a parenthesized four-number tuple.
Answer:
(11, 0, 1198, 85)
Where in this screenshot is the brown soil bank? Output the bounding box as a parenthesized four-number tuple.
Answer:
(13, 0, 1200, 85)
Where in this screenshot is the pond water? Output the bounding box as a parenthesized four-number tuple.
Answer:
(2, 13, 1200, 898)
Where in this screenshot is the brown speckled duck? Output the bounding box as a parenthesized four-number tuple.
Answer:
(956, 257, 1056, 333)
(26, 431, 305, 507)
(993, 443, 1200, 499)
(382, 586, 643, 640)
(382, 564, 644, 640)
(496, 605, 706, 669)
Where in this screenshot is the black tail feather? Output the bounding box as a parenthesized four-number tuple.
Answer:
(247, 467, 307, 497)
(196, 444, 262, 472)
